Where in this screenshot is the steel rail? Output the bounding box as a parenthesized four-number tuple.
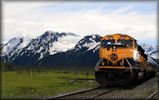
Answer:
(44, 87, 99, 100)
(145, 89, 159, 100)
(87, 88, 117, 100)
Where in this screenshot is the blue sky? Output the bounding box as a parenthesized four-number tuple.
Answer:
(39, 1, 156, 14)
(2, 1, 158, 46)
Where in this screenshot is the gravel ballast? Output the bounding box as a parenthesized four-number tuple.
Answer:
(97, 77, 158, 99)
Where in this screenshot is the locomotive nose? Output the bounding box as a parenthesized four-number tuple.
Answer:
(110, 53, 118, 61)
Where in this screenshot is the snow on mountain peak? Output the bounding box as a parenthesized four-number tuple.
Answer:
(18, 31, 82, 60)
(2, 37, 31, 55)
(141, 43, 159, 61)
(49, 34, 82, 55)
(74, 34, 101, 51)
(141, 43, 155, 54)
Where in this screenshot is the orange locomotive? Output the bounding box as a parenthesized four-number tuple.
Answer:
(95, 34, 153, 86)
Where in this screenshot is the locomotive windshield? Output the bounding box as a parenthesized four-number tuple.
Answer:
(117, 39, 133, 47)
(101, 39, 115, 48)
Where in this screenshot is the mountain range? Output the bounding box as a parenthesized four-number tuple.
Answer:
(1, 31, 158, 67)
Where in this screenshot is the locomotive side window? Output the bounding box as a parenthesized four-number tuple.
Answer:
(101, 39, 115, 48)
(117, 39, 133, 47)
(135, 42, 137, 48)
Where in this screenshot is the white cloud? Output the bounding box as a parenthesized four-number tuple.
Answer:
(2, 1, 157, 45)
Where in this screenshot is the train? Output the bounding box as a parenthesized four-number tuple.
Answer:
(95, 34, 156, 86)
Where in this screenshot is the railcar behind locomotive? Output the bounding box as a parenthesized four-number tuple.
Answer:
(95, 34, 155, 86)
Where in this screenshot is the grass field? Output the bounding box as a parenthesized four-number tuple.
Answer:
(1, 67, 98, 99)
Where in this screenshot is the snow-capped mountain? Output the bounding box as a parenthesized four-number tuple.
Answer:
(1, 37, 32, 56)
(149, 49, 159, 59)
(141, 43, 159, 59)
(141, 43, 159, 66)
(2, 31, 82, 63)
(72, 34, 101, 53)
(2, 33, 102, 66)
(38, 34, 102, 67)
(47, 32, 82, 55)
(23, 31, 81, 59)
(141, 43, 155, 54)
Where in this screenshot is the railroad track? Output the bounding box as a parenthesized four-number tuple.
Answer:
(86, 88, 116, 100)
(145, 89, 159, 100)
(44, 87, 117, 100)
(45, 87, 99, 100)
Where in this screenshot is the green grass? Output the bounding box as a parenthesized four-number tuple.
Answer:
(1, 68, 98, 99)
